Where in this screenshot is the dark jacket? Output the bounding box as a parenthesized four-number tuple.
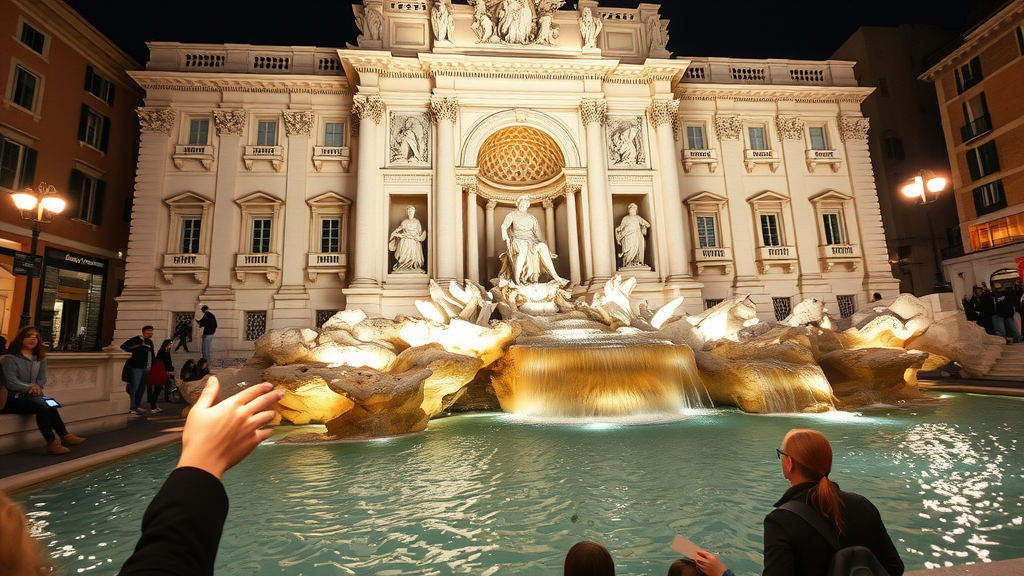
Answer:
(156, 340, 174, 374)
(172, 322, 192, 342)
(120, 336, 154, 369)
(763, 482, 904, 576)
(970, 292, 996, 318)
(994, 287, 1022, 318)
(119, 467, 228, 576)
(197, 312, 217, 336)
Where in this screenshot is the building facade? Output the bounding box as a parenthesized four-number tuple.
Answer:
(117, 0, 898, 357)
(832, 25, 960, 296)
(921, 0, 1024, 297)
(0, 0, 143, 348)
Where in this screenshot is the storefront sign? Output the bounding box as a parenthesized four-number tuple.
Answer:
(13, 251, 42, 277)
(44, 248, 107, 272)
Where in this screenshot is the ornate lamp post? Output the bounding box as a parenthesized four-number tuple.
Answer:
(11, 182, 66, 327)
(900, 170, 952, 293)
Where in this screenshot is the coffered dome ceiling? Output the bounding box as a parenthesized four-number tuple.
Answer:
(476, 126, 565, 186)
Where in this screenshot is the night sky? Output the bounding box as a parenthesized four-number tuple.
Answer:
(66, 0, 987, 67)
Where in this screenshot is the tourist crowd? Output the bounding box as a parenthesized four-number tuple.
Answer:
(962, 279, 1024, 344)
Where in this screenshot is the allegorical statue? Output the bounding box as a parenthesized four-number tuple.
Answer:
(499, 195, 566, 285)
(431, 0, 454, 43)
(615, 203, 651, 268)
(579, 7, 602, 49)
(470, 0, 497, 43)
(389, 206, 427, 272)
(498, 0, 533, 44)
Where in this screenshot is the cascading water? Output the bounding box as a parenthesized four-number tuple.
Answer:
(490, 331, 710, 418)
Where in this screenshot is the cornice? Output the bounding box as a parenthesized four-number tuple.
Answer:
(128, 72, 351, 95)
(920, 1, 1024, 81)
(674, 84, 873, 104)
(416, 53, 622, 81)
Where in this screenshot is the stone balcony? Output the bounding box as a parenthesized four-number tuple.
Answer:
(693, 246, 733, 275)
(819, 244, 860, 272)
(306, 252, 348, 282)
(805, 149, 842, 173)
(744, 149, 780, 173)
(243, 145, 284, 171)
(161, 253, 208, 283)
(312, 146, 351, 172)
(235, 252, 281, 283)
(145, 43, 345, 75)
(681, 148, 718, 173)
(756, 246, 797, 274)
(172, 144, 215, 170)
(679, 58, 857, 86)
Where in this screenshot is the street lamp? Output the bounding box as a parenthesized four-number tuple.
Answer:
(11, 182, 66, 327)
(900, 170, 952, 293)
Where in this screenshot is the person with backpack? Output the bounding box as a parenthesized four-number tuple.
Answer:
(692, 428, 903, 576)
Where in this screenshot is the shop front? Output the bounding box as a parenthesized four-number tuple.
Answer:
(37, 248, 108, 350)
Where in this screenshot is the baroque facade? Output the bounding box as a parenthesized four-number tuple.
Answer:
(117, 0, 898, 357)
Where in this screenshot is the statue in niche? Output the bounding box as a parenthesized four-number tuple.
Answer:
(390, 115, 428, 164)
(355, 6, 383, 42)
(431, 0, 454, 43)
(470, 0, 498, 43)
(498, 0, 533, 44)
(608, 118, 644, 166)
(499, 195, 567, 285)
(579, 7, 602, 49)
(615, 203, 651, 269)
(389, 206, 427, 273)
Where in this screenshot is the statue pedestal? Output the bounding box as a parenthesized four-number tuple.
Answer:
(382, 273, 430, 318)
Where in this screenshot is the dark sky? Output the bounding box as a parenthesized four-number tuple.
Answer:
(66, 0, 984, 67)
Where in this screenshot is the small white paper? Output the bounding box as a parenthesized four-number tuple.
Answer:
(671, 534, 701, 559)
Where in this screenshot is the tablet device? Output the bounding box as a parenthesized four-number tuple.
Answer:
(41, 396, 61, 408)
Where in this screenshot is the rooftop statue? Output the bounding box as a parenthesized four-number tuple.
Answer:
(470, 0, 564, 45)
(579, 7, 602, 50)
(431, 0, 454, 43)
(499, 195, 566, 285)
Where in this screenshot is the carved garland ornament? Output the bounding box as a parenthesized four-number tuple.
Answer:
(283, 110, 316, 137)
(775, 116, 804, 141)
(838, 116, 870, 141)
(213, 109, 248, 136)
(646, 100, 678, 129)
(580, 99, 607, 126)
(137, 108, 176, 135)
(713, 115, 743, 140)
(429, 96, 459, 124)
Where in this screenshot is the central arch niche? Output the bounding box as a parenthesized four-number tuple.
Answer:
(477, 126, 565, 186)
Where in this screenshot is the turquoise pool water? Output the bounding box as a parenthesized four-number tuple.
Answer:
(15, 393, 1024, 575)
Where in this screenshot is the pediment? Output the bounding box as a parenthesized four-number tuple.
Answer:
(684, 191, 727, 206)
(235, 191, 283, 207)
(165, 192, 213, 207)
(808, 189, 852, 204)
(747, 190, 790, 205)
(307, 192, 352, 208)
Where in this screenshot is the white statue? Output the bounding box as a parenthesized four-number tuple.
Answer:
(615, 203, 651, 268)
(499, 195, 566, 285)
(356, 6, 383, 42)
(579, 7, 602, 49)
(470, 0, 497, 42)
(534, 13, 558, 45)
(389, 206, 427, 272)
(498, 0, 534, 44)
(431, 0, 454, 43)
(646, 15, 667, 52)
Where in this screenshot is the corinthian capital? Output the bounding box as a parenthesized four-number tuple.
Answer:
(838, 115, 870, 141)
(775, 116, 804, 141)
(213, 109, 248, 136)
(137, 108, 176, 135)
(429, 96, 459, 124)
(713, 115, 742, 140)
(283, 110, 316, 137)
(580, 99, 607, 126)
(352, 95, 385, 125)
(646, 100, 679, 129)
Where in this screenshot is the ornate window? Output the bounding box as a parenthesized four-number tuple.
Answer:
(743, 122, 779, 173)
(162, 192, 213, 283)
(174, 115, 215, 171)
(810, 190, 860, 272)
(748, 191, 796, 274)
(235, 192, 283, 283)
(313, 118, 351, 172)
(804, 123, 841, 173)
(243, 116, 283, 171)
(681, 120, 718, 173)
(306, 192, 351, 282)
(685, 192, 732, 276)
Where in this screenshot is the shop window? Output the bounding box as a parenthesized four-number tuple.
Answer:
(38, 248, 107, 351)
(245, 311, 267, 341)
(972, 180, 1006, 216)
(67, 169, 105, 226)
(968, 213, 1024, 251)
(84, 66, 115, 106)
(19, 21, 47, 55)
(0, 136, 37, 190)
(773, 297, 792, 321)
(966, 140, 1000, 181)
(77, 104, 110, 152)
(306, 192, 351, 282)
(954, 56, 982, 94)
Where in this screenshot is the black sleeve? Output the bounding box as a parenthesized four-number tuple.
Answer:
(868, 503, 904, 576)
(762, 511, 797, 576)
(119, 467, 229, 576)
(120, 337, 137, 352)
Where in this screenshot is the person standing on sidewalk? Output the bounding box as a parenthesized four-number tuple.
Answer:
(196, 306, 217, 361)
(993, 283, 1023, 344)
(121, 326, 155, 414)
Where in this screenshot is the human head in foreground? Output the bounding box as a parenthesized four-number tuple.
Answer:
(564, 540, 614, 576)
(0, 491, 52, 576)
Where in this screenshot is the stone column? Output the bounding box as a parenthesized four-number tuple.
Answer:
(431, 96, 460, 282)
(115, 108, 176, 341)
(464, 184, 480, 283)
(565, 185, 581, 285)
(350, 95, 385, 287)
(206, 109, 247, 291)
(715, 114, 759, 284)
(485, 199, 497, 280)
(543, 198, 556, 248)
(581, 99, 614, 283)
(648, 99, 690, 282)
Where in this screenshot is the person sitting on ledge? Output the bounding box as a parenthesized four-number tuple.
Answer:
(564, 540, 615, 576)
(118, 378, 283, 576)
(1, 326, 85, 455)
(692, 428, 904, 576)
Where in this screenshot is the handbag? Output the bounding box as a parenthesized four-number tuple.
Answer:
(147, 360, 168, 386)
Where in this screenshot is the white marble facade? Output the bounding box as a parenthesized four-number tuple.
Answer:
(116, 0, 899, 357)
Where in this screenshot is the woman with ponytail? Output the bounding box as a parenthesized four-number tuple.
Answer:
(762, 428, 904, 575)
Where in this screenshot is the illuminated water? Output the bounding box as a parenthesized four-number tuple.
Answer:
(15, 393, 1024, 575)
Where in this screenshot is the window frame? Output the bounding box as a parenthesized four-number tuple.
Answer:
(323, 121, 345, 147)
(5, 59, 45, 117)
(67, 167, 106, 226)
(187, 117, 211, 146)
(760, 213, 782, 246)
(164, 192, 214, 259)
(966, 140, 1000, 181)
(807, 125, 829, 151)
(78, 104, 111, 152)
(746, 124, 769, 151)
(821, 211, 845, 245)
(256, 119, 279, 146)
(236, 192, 284, 258)
(695, 213, 719, 248)
(809, 190, 854, 248)
(0, 135, 37, 191)
(16, 18, 50, 57)
(973, 180, 1006, 216)
(685, 124, 707, 151)
(84, 66, 115, 106)
(179, 217, 202, 254)
(954, 56, 983, 94)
